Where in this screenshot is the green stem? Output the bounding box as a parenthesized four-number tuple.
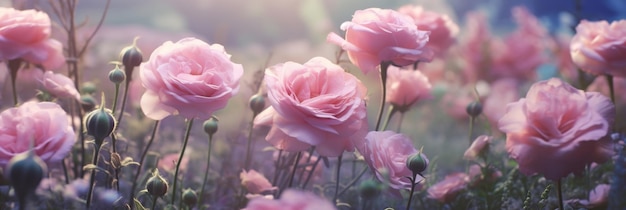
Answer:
(111, 84, 120, 115)
(337, 167, 368, 197)
(287, 152, 302, 189)
(333, 154, 344, 204)
(374, 62, 391, 131)
(62, 159, 70, 184)
(301, 156, 321, 189)
(86, 143, 102, 209)
(7, 59, 22, 106)
(198, 133, 213, 208)
(128, 120, 160, 209)
(244, 112, 259, 170)
(381, 105, 397, 131)
(116, 79, 131, 126)
(468, 116, 476, 146)
(151, 195, 158, 210)
(606, 74, 617, 132)
(171, 118, 195, 206)
(272, 150, 283, 186)
(406, 174, 421, 210)
(556, 179, 564, 210)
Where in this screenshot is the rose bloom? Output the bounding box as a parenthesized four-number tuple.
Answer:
(244, 189, 336, 210)
(567, 184, 610, 209)
(397, 5, 458, 57)
(0, 101, 75, 168)
(0, 7, 65, 69)
(39, 71, 80, 100)
(240, 169, 277, 194)
(427, 172, 469, 203)
(358, 131, 421, 190)
(254, 57, 368, 157)
(385, 65, 432, 110)
(139, 37, 243, 120)
(571, 20, 626, 77)
(498, 78, 614, 180)
(327, 8, 433, 74)
(464, 135, 492, 160)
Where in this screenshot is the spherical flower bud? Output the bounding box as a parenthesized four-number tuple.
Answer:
(406, 152, 429, 176)
(108, 65, 126, 85)
(120, 37, 143, 74)
(146, 169, 168, 197)
(249, 94, 266, 114)
(182, 188, 198, 207)
(80, 95, 97, 112)
(359, 179, 382, 200)
(81, 82, 97, 95)
(6, 152, 47, 200)
(202, 116, 219, 136)
(84, 104, 116, 145)
(466, 101, 482, 118)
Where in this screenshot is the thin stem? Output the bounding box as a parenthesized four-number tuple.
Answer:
(198, 134, 214, 208)
(129, 120, 160, 209)
(337, 167, 368, 197)
(272, 150, 283, 186)
(151, 195, 158, 210)
(396, 111, 406, 133)
(301, 156, 321, 189)
(244, 112, 259, 170)
(606, 75, 616, 105)
(556, 179, 564, 210)
(86, 143, 102, 209)
(111, 84, 121, 115)
(468, 116, 476, 146)
(374, 62, 391, 131)
(171, 118, 195, 206)
(7, 59, 22, 106)
(406, 174, 421, 210)
(62, 159, 70, 184)
(116, 79, 131, 125)
(287, 152, 302, 189)
(381, 105, 397, 131)
(333, 154, 344, 204)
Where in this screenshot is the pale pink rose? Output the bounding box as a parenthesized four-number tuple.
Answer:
(157, 153, 189, 172)
(498, 78, 614, 180)
(39, 71, 80, 100)
(254, 57, 368, 157)
(0, 101, 75, 168)
(567, 184, 609, 209)
(467, 164, 502, 187)
(459, 11, 491, 83)
(483, 78, 520, 126)
(0, 7, 65, 69)
(397, 5, 458, 57)
(358, 131, 422, 190)
(240, 170, 277, 194)
(327, 8, 433, 74)
(244, 189, 336, 210)
(139, 37, 243, 120)
(464, 135, 492, 160)
(427, 172, 469, 203)
(570, 20, 626, 77)
(385, 65, 432, 110)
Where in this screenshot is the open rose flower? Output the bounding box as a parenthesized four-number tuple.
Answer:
(0, 101, 75, 168)
(0, 7, 65, 69)
(498, 78, 614, 180)
(240, 169, 277, 194)
(428, 172, 469, 203)
(358, 131, 421, 190)
(39, 71, 80, 101)
(139, 37, 243, 120)
(464, 135, 492, 160)
(327, 8, 433, 74)
(397, 5, 458, 57)
(571, 20, 626, 77)
(386, 65, 432, 110)
(254, 57, 368, 157)
(244, 189, 336, 210)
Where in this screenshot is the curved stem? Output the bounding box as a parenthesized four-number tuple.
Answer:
(374, 62, 391, 131)
(406, 174, 420, 210)
(556, 179, 564, 210)
(244, 112, 259, 170)
(381, 105, 397, 131)
(116, 79, 131, 126)
(171, 118, 195, 206)
(337, 167, 368, 197)
(287, 152, 302, 189)
(111, 84, 120, 115)
(86, 143, 102, 209)
(128, 120, 160, 209)
(333, 154, 344, 204)
(468, 116, 476, 146)
(198, 134, 214, 208)
(301, 156, 321, 189)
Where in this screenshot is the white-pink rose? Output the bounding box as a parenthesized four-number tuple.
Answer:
(39, 71, 80, 100)
(139, 37, 243, 120)
(570, 20, 626, 77)
(397, 5, 458, 57)
(385, 65, 432, 110)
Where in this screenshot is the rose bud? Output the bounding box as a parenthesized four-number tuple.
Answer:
(146, 169, 168, 197)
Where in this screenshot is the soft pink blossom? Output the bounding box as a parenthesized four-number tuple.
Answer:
(483, 78, 520, 126)
(244, 189, 336, 210)
(385, 65, 432, 109)
(397, 5, 458, 57)
(254, 57, 368, 157)
(427, 172, 469, 203)
(39, 71, 80, 100)
(139, 37, 243, 120)
(358, 131, 422, 190)
(0, 7, 65, 69)
(327, 8, 433, 74)
(498, 78, 614, 180)
(459, 11, 491, 83)
(570, 20, 626, 77)
(464, 135, 492, 160)
(467, 164, 502, 187)
(157, 153, 189, 172)
(240, 170, 277, 194)
(567, 184, 610, 209)
(441, 87, 474, 120)
(0, 101, 75, 168)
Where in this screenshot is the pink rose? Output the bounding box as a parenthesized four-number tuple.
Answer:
(498, 78, 614, 180)
(244, 189, 336, 210)
(571, 20, 626, 77)
(139, 37, 243, 120)
(464, 135, 492, 160)
(385, 65, 432, 110)
(482, 78, 520, 126)
(157, 153, 189, 172)
(467, 164, 502, 187)
(0, 101, 75, 168)
(567, 184, 610, 209)
(358, 131, 421, 190)
(427, 172, 469, 203)
(254, 57, 368, 157)
(326, 8, 433, 74)
(397, 5, 458, 57)
(240, 169, 277, 194)
(0, 7, 65, 69)
(39, 71, 80, 100)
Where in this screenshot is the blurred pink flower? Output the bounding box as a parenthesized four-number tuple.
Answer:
(464, 135, 492, 160)
(571, 20, 626, 77)
(244, 189, 336, 210)
(498, 78, 614, 180)
(553, 35, 579, 83)
(427, 172, 469, 203)
(441, 86, 474, 120)
(39, 71, 80, 100)
(397, 5, 458, 57)
(240, 169, 277, 194)
(567, 184, 610, 209)
(458, 11, 491, 83)
(0, 7, 65, 69)
(0, 101, 75, 169)
(482, 78, 520, 126)
(327, 8, 433, 74)
(158, 153, 189, 172)
(467, 164, 502, 187)
(358, 131, 422, 190)
(385, 66, 432, 110)
(139, 37, 243, 120)
(254, 57, 368, 157)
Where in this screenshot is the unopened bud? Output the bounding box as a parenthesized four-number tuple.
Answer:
(466, 101, 482, 118)
(84, 103, 116, 145)
(120, 37, 143, 80)
(81, 82, 97, 95)
(249, 94, 266, 114)
(146, 169, 168, 197)
(182, 188, 198, 207)
(359, 179, 382, 200)
(202, 116, 219, 136)
(108, 64, 126, 85)
(406, 152, 429, 176)
(6, 152, 47, 200)
(80, 95, 97, 112)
